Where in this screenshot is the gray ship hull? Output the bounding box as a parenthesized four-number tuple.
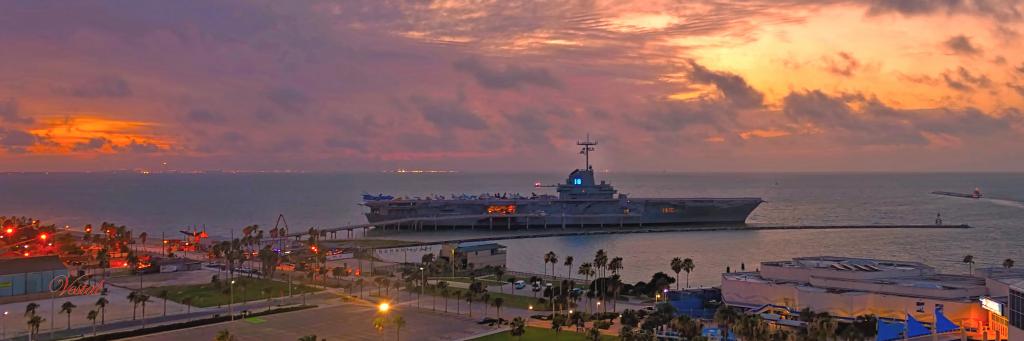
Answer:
(363, 197, 762, 229)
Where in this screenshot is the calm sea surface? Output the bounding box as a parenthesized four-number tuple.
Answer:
(2, 172, 1022, 286)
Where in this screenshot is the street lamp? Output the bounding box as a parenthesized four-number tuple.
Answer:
(2, 311, 7, 340)
(229, 280, 236, 321)
(379, 302, 390, 313)
(419, 267, 425, 308)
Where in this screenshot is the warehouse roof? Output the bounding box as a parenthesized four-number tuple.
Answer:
(0, 255, 66, 276)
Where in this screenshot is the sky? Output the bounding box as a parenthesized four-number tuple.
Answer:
(1, 0, 1023, 172)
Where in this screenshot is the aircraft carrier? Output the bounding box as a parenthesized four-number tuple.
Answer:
(361, 137, 763, 229)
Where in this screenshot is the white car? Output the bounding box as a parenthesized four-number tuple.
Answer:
(514, 280, 526, 289)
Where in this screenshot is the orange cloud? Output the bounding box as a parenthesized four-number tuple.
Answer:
(27, 116, 171, 154)
(739, 129, 790, 140)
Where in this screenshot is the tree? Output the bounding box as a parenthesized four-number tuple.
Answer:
(510, 317, 527, 340)
(27, 315, 45, 339)
(481, 293, 492, 318)
(87, 310, 99, 335)
(437, 281, 449, 313)
(670, 257, 683, 290)
(158, 289, 169, 316)
(545, 251, 559, 279)
(392, 315, 406, 341)
(681, 258, 695, 288)
(95, 297, 109, 325)
(182, 296, 193, 315)
(963, 255, 975, 275)
(577, 262, 595, 313)
(608, 257, 623, 312)
(551, 313, 566, 338)
(127, 291, 140, 320)
(215, 329, 237, 341)
(373, 316, 388, 334)
(25, 302, 39, 318)
(593, 250, 608, 311)
(564, 256, 574, 281)
(139, 294, 150, 322)
(586, 327, 602, 341)
(1004, 258, 1015, 271)
(493, 297, 504, 320)
(714, 305, 740, 341)
(494, 266, 507, 294)
(60, 301, 77, 330)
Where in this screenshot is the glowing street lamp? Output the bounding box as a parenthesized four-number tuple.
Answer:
(378, 302, 390, 313)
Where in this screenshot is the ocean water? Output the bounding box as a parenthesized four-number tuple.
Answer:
(2, 172, 1022, 286)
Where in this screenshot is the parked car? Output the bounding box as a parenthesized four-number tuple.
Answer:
(514, 280, 526, 289)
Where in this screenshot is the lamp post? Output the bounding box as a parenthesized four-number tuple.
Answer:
(2, 311, 7, 340)
(419, 267, 425, 309)
(229, 280, 236, 321)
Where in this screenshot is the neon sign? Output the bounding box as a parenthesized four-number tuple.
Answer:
(49, 275, 104, 297)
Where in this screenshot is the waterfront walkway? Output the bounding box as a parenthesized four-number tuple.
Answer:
(341, 223, 972, 249)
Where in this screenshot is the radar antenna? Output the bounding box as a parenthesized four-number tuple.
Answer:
(577, 134, 597, 170)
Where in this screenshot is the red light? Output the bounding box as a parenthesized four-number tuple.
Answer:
(39, 233, 48, 241)
(85, 227, 92, 233)
(4, 228, 12, 234)
(23, 252, 29, 257)
(311, 246, 318, 253)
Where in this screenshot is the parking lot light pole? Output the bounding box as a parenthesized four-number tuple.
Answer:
(230, 280, 236, 321)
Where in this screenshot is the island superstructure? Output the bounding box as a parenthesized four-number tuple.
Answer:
(362, 137, 763, 229)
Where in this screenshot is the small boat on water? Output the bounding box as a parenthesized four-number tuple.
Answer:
(931, 188, 982, 199)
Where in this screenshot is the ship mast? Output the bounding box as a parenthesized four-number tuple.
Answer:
(577, 134, 597, 170)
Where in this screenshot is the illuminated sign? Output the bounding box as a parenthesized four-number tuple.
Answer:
(980, 297, 1004, 316)
(49, 275, 104, 297)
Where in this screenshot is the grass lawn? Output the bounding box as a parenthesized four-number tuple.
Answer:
(473, 326, 617, 341)
(418, 286, 565, 312)
(143, 276, 320, 308)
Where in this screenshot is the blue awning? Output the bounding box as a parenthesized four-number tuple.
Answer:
(906, 314, 931, 338)
(934, 307, 960, 333)
(876, 319, 904, 341)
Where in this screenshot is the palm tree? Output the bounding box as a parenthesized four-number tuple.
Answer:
(87, 310, 99, 335)
(963, 255, 975, 275)
(681, 258, 695, 288)
(546, 251, 559, 279)
(671, 257, 684, 290)
(158, 289, 169, 316)
(714, 305, 740, 341)
(25, 302, 39, 318)
(543, 251, 554, 279)
(608, 257, 623, 312)
(464, 290, 474, 317)
(27, 315, 44, 339)
(182, 296, 193, 315)
(215, 329, 237, 341)
(510, 317, 527, 340)
(563, 256, 574, 281)
(1004, 258, 1015, 271)
(577, 263, 595, 313)
(438, 281, 450, 313)
(494, 266, 506, 294)
(60, 301, 76, 330)
(481, 293, 491, 318)
(493, 297, 504, 320)
(95, 297, 109, 325)
(392, 315, 406, 341)
(593, 249, 607, 311)
(138, 294, 150, 322)
(127, 291, 140, 320)
(373, 316, 387, 334)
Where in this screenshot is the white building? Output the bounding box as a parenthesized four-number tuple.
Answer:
(722, 256, 1024, 339)
(1009, 282, 1023, 341)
